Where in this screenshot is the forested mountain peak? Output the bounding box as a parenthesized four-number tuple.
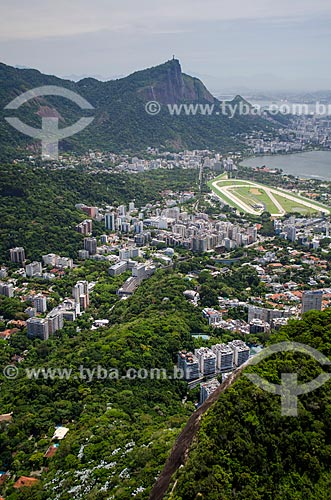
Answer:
(0, 59, 273, 158)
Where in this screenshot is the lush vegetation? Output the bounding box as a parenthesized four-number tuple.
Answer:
(168, 309, 331, 500)
(0, 270, 201, 499)
(0, 163, 198, 262)
(0, 253, 282, 499)
(0, 59, 275, 158)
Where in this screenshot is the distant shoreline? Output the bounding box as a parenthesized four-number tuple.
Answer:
(240, 150, 331, 181)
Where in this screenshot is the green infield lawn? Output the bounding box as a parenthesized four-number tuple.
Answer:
(272, 192, 318, 215)
(230, 186, 280, 214)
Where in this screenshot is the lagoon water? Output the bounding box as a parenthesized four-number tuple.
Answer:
(240, 151, 331, 181)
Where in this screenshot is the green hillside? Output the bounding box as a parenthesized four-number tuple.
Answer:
(0, 59, 277, 159)
(0, 163, 198, 262)
(165, 310, 331, 500)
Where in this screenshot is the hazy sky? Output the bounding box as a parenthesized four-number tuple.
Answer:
(1, 0, 331, 92)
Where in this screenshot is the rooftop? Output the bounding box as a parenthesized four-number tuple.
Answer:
(13, 476, 39, 489)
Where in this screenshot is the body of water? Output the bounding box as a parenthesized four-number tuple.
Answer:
(240, 151, 331, 181)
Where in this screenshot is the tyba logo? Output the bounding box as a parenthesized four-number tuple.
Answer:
(4, 86, 94, 160)
(245, 342, 331, 416)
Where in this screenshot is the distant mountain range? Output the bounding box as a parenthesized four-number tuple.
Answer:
(0, 59, 278, 158)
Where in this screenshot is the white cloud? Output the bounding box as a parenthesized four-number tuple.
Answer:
(1, 0, 331, 40)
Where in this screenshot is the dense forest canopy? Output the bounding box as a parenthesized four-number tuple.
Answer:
(168, 309, 331, 500)
(0, 163, 198, 261)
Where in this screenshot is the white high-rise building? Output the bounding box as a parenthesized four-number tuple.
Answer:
(105, 212, 116, 231)
(302, 290, 323, 314)
(134, 221, 144, 233)
(194, 347, 216, 375)
(26, 261, 42, 277)
(33, 294, 47, 313)
(228, 340, 250, 367)
(177, 351, 200, 381)
(0, 282, 14, 298)
(212, 344, 234, 371)
(42, 253, 58, 266)
(56, 257, 73, 269)
(72, 281, 90, 309)
(47, 311, 64, 335)
(78, 249, 90, 259)
(118, 205, 126, 216)
(119, 247, 140, 260)
(287, 226, 297, 242)
(10, 247, 25, 264)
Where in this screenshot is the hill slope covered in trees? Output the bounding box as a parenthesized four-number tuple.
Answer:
(163, 310, 331, 500)
(0, 163, 198, 262)
(0, 59, 275, 158)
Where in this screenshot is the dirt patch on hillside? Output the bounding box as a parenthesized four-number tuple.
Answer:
(148, 363, 249, 500)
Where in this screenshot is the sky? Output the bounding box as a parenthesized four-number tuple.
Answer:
(0, 0, 331, 92)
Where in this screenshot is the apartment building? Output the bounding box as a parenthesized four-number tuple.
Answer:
(0, 282, 14, 298)
(76, 219, 93, 235)
(10, 247, 25, 264)
(83, 238, 97, 256)
(177, 350, 200, 381)
(27, 317, 49, 340)
(194, 347, 216, 376)
(202, 308, 222, 325)
(33, 294, 47, 313)
(228, 340, 250, 367)
(302, 290, 323, 314)
(212, 343, 234, 371)
(200, 378, 220, 404)
(25, 261, 42, 277)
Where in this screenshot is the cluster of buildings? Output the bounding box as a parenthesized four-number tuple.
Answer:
(24, 148, 246, 177)
(26, 312, 63, 341)
(26, 280, 90, 340)
(244, 114, 331, 154)
(42, 253, 73, 269)
(158, 216, 257, 252)
(275, 216, 330, 247)
(244, 242, 331, 311)
(76, 219, 93, 235)
(70, 190, 259, 262)
(138, 210, 258, 252)
(109, 260, 156, 297)
(203, 303, 291, 335)
(247, 304, 294, 330)
(202, 273, 325, 336)
(203, 155, 237, 172)
(290, 115, 331, 149)
(113, 150, 242, 173)
(178, 340, 250, 381)
(9, 252, 74, 281)
(245, 136, 305, 155)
